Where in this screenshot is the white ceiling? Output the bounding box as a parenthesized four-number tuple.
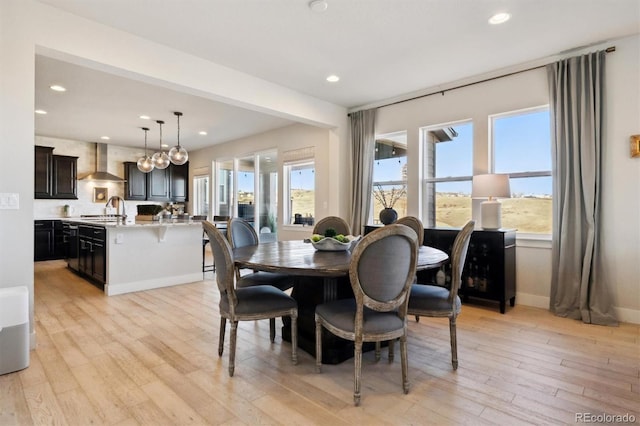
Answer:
(35, 0, 640, 150)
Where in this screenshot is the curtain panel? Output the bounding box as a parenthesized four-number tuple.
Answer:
(547, 50, 617, 325)
(349, 109, 376, 235)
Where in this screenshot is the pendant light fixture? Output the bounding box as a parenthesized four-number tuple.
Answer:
(151, 120, 170, 169)
(169, 111, 188, 165)
(136, 127, 155, 173)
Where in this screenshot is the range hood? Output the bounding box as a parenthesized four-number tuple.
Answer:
(81, 143, 126, 182)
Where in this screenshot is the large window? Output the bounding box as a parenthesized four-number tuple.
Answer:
(491, 107, 552, 234)
(421, 121, 473, 228)
(283, 147, 315, 226)
(371, 131, 408, 224)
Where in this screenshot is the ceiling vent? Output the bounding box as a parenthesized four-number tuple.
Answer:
(80, 143, 125, 182)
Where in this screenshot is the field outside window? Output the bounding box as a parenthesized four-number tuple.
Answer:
(492, 107, 552, 234)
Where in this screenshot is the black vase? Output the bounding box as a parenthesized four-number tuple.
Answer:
(379, 208, 398, 225)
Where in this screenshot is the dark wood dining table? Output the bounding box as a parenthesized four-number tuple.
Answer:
(233, 240, 449, 364)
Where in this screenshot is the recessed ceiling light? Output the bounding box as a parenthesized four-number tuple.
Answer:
(198, 131, 207, 135)
(139, 115, 151, 120)
(35, 109, 47, 115)
(326, 74, 340, 83)
(309, 0, 328, 13)
(100, 136, 110, 140)
(489, 12, 510, 25)
(50, 85, 66, 92)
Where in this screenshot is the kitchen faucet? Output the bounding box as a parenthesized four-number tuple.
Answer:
(105, 195, 126, 220)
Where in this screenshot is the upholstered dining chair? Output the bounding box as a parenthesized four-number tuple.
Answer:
(315, 224, 418, 405)
(312, 216, 351, 237)
(395, 216, 424, 246)
(202, 221, 298, 377)
(226, 217, 293, 291)
(408, 220, 474, 370)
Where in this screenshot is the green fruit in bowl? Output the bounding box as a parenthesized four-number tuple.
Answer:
(324, 228, 337, 238)
(311, 234, 323, 242)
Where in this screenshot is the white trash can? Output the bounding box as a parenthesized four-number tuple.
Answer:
(0, 286, 30, 375)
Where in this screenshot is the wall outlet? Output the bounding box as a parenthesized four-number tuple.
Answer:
(115, 233, 124, 244)
(0, 193, 19, 209)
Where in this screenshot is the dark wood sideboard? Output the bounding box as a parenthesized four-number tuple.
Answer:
(365, 225, 516, 313)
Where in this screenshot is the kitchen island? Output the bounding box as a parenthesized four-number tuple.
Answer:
(65, 218, 203, 296)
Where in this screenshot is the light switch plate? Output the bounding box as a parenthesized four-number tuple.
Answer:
(0, 193, 19, 209)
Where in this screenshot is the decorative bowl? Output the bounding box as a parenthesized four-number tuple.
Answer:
(309, 236, 360, 251)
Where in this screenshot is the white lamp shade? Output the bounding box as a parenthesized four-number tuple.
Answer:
(471, 173, 511, 199)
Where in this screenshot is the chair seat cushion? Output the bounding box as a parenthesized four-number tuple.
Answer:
(237, 271, 293, 291)
(316, 298, 404, 335)
(408, 284, 461, 314)
(220, 285, 297, 316)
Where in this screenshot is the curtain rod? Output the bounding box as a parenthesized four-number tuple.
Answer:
(349, 46, 615, 115)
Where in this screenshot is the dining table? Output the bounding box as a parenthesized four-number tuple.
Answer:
(233, 239, 449, 364)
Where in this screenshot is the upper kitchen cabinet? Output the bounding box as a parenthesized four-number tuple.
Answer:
(35, 145, 78, 199)
(169, 163, 189, 202)
(124, 161, 188, 202)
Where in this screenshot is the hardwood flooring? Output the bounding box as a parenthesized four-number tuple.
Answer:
(1, 259, 638, 425)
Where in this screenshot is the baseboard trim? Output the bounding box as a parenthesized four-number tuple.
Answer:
(104, 273, 202, 296)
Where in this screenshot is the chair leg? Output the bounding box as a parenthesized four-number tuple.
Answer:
(375, 341, 381, 361)
(415, 315, 420, 322)
(218, 318, 226, 356)
(269, 318, 276, 343)
(354, 339, 363, 406)
(400, 332, 409, 394)
(449, 316, 458, 370)
(290, 313, 298, 365)
(229, 321, 238, 377)
(315, 316, 322, 373)
(388, 338, 395, 363)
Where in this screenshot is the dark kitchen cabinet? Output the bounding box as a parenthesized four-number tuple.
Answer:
(124, 161, 188, 202)
(35, 146, 54, 198)
(169, 163, 189, 202)
(78, 224, 107, 286)
(124, 162, 147, 200)
(147, 167, 170, 201)
(34, 146, 78, 199)
(52, 155, 78, 199)
(34, 220, 64, 261)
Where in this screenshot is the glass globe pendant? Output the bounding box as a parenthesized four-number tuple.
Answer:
(169, 111, 188, 165)
(152, 120, 170, 169)
(137, 127, 155, 173)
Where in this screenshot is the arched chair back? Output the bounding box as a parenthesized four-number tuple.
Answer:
(227, 217, 259, 248)
(315, 223, 418, 405)
(312, 216, 351, 236)
(396, 216, 424, 246)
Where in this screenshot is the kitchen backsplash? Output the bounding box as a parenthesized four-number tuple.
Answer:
(34, 136, 167, 218)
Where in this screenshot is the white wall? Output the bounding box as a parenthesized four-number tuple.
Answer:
(0, 0, 348, 347)
(375, 34, 640, 323)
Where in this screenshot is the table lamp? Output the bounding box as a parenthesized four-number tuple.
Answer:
(472, 173, 511, 230)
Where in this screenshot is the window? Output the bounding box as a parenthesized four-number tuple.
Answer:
(192, 175, 209, 217)
(421, 121, 473, 228)
(371, 132, 408, 224)
(215, 159, 234, 217)
(491, 107, 552, 234)
(283, 147, 315, 226)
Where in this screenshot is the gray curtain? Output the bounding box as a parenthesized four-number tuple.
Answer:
(547, 50, 617, 325)
(349, 109, 376, 235)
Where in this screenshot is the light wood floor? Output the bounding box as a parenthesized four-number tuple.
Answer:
(1, 260, 638, 425)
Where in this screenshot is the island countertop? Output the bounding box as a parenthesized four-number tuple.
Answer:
(62, 217, 204, 228)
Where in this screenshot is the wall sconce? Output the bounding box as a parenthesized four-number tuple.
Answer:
(472, 173, 511, 230)
(631, 135, 640, 158)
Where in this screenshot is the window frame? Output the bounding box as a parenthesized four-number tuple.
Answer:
(489, 105, 552, 235)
